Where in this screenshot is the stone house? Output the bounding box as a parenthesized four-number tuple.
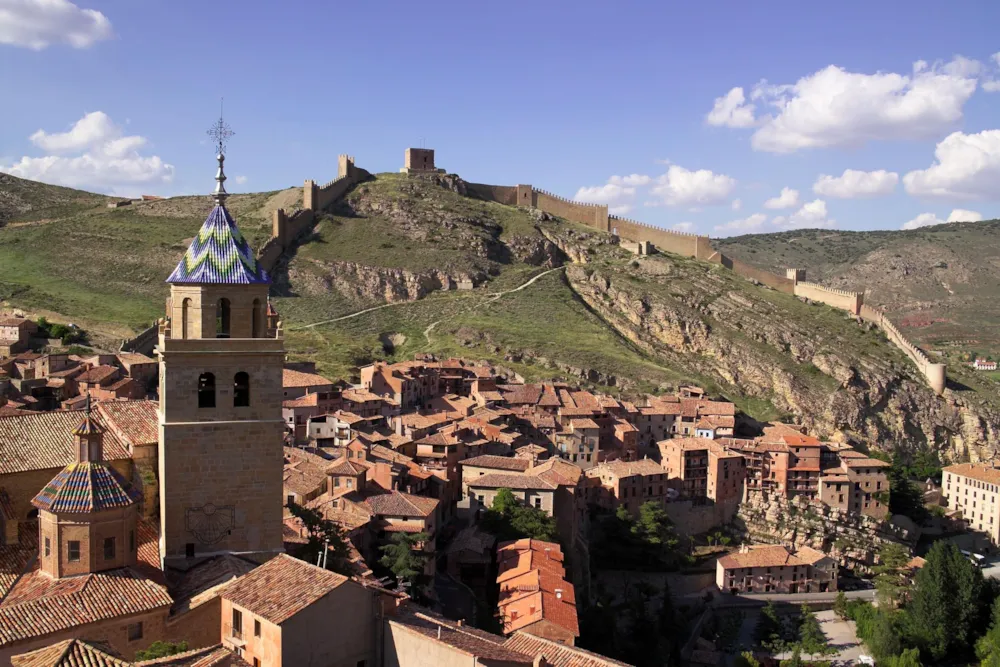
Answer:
(221, 554, 375, 667)
(716, 544, 837, 594)
(584, 459, 669, 515)
(496, 539, 578, 646)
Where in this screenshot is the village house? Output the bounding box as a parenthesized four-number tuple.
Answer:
(0, 318, 36, 357)
(973, 358, 999, 371)
(221, 554, 375, 667)
(658, 437, 746, 505)
(496, 539, 579, 646)
(943, 462, 1000, 545)
(584, 458, 670, 515)
(716, 544, 838, 594)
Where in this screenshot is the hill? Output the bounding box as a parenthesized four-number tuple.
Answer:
(1, 171, 998, 461)
(0, 172, 110, 225)
(715, 222, 1000, 361)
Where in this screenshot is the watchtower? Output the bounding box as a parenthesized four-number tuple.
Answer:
(401, 148, 444, 174)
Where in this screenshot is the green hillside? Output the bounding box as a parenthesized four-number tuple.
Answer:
(1, 171, 998, 459)
(715, 221, 1000, 356)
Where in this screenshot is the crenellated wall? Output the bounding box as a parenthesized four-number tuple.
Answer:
(532, 188, 609, 231)
(609, 214, 714, 259)
(119, 323, 158, 355)
(861, 305, 946, 395)
(794, 282, 864, 316)
(258, 155, 368, 273)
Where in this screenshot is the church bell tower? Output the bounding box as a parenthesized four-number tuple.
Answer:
(156, 116, 284, 566)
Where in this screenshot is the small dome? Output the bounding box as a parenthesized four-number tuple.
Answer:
(32, 462, 141, 514)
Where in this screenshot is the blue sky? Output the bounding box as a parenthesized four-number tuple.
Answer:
(1, 0, 997, 236)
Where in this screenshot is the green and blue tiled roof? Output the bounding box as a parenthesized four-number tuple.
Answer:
(32, 462, 141, 514)
(167, 205, 269, 284)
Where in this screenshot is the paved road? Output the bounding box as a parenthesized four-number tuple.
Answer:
(715, 589, 874, 607)
(774, 610, 863, 667)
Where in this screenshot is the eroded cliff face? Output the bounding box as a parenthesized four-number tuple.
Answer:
(539, 225, 1000, 459)
(291, 260, 485, 303)
(734, 494, 915, 572)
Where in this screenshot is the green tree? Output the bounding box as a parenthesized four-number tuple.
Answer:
(379, 531, 429, 588)
(779, 645, 803, 667)
(286, 501, 351, 574)
(734, 652, 761, 667)
(977, 597, 1000, 667)
(135, 641, 189, 660)
(798, 604, 833, 656)
(888, 466, 930, 525)
(481, 488, 558, 542)
(754, 601, 783, 649)
(908, 540, 984, 661)
(874, 542, 911, 608)
(833, 591, 849, 619)
(882, 648, 923, 667)
(633, 500, 681, 567)
(866, 609, 902, 661)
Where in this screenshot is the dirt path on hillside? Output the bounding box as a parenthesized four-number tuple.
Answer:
(294, 266, 565, 331)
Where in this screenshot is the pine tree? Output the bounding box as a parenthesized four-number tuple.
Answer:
(833, 591, 849, 619)
(874, 542, 911, 608)
(977, 597, 1000, 667)
(908, 540, 984, 661)
(797, 604, 833, 656)
(379, 531, 429, 589)
(286, 501, 352, 574)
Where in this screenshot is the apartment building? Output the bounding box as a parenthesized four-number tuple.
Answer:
(717, 544, 838, 594)
(943, 463, 1000, 544)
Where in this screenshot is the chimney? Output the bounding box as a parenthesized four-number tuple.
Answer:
(456, 619, 463, 627)
(437, 625, 442, 640)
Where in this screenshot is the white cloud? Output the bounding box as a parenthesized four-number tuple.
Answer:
(812, 169, 898, 198)
(234, 175, 248, 186)
(650, 165, 736, 207)
(902, 212, 945, 230)
(984, 53, 1000, 92)
(609, 204, 632, 215)
(708, 57, 981, 153)
(715, 213, 767, 233)
(731, 198, 742, 211)
(947, 208, 983, 222)
(0, 0, 113, 49)
(575, 182, 636, 206)
(903, 129, 1000, 200)
(900, 208, 984, 230)
(672, 222, 694, 232)
(1, 111, 174, 196)
(609, 174, 651, 187)
(706, 87, 756, 128)
(773, 199, 836, 230)
(763, 187, 800, 210)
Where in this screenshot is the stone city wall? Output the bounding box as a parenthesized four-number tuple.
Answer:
(793, 282, 864, 316)
(861, 304, 946, 395)
(120, 323, 159, 356)
(465, 182, 517, 206)
(705, 252, 796, 294)
(610, 214, 713, 259)
(533, 188, 609, 232)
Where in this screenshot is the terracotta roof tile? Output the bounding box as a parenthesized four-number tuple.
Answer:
(589, 459, 665, 478)
(222, 554, 348, 624)
(282, 368, 333, 388)
(717, 545, 806, 569)
(0, 568, 173, 646)
(388, 607, 533, 664)
(0, 410, 132, 474)
(944, 463, 1000, 485)
(11, 639, 129, 667)
(364, 491, 439, 518)
(469, 473, 556, 491)
(503, 631, 631, 666)
(462, 455, 531, 472)
(76, 365, 119, 385)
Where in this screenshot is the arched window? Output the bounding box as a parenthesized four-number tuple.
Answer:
(216, 298, 231, 338)
(252, 298, 262, 338)
(234, 372, 250, 407)
(198, 372, 216, 408)
(181, 298, 191, 339)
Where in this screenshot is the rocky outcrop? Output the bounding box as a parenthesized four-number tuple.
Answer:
(558, 253, 1000, 460)
(295, 260, 485, 303)
(733, 493, 915, 572)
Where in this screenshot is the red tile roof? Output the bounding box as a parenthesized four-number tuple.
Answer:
(282, 368, 334, 389)
(462, 455, 532, 472)
(10, 639, 129, 666)
(0, 568, 173, 646)
(388, 607, 533, 664)
(222, 554, 348, 624)
(76, 365, 119, 385)
(0, 410, 132, 474)
(364, 491, 439, 518)
(503, 631, 631, 666)
(469, 473, 556, 491)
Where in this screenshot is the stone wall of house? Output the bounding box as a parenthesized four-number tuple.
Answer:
(733, 492, 916, 572)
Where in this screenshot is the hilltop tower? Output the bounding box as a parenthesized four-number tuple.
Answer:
(156, 121, 285, 566)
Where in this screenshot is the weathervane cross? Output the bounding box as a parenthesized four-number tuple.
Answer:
(207, 99, 234, 205)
